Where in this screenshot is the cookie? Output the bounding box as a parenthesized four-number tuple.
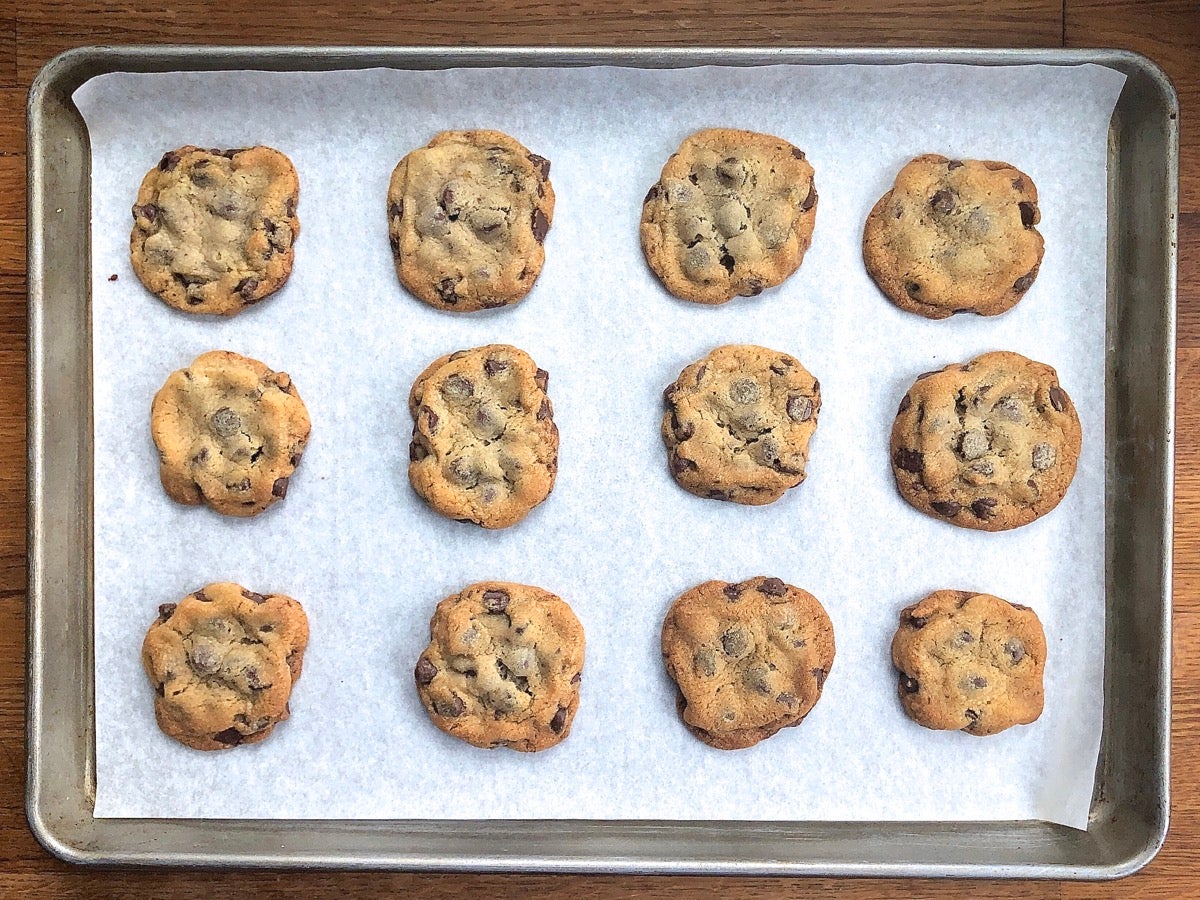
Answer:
(891, 590, 1046, 736)
(640, 128, 817, 305)
(408, 344, 557, 529)
(661, 577, 835, 750)
(151, 350, 311, 517)
(414, 581, 585, 751)
(141, 582, 309, 751)
(130, 145, 300, 316)
(662, 345, 820, 505)
(387, 130, 555, 312)
(890, 351, 1081, 531)
(863, 154, 1043, 319)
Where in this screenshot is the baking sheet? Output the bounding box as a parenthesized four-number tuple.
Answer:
(75, 62, 1124, 828)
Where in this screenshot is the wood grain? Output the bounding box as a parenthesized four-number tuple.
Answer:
(1, 1, 1196, 896)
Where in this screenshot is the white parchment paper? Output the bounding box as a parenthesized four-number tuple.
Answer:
(76, 63, 1125, 827)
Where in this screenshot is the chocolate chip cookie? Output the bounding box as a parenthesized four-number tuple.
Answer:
(142, 582, 309, 751)
(891, 590, 1046, 736)
(661, 577, 835, 750)
(388, 130, 555, 312)
(151, 350, 311, 517)
(662, 345, 820, 505)
(890, 351, 1081, 531)
(408, 344, 557, 529)
(130, 146, 300, 316)
(414, 581, 585, 751)
(640, 129, 817, 305)
(863, 154, 1043, 319)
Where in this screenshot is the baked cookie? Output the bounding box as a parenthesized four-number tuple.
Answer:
(131, 145, 300, 316)
(661, 576, 835, 750)
(414, 581, 585, 751)
(662, 345, 820, 505)
(388, 130, 555, 312)
(863, 154, 1043, 319)
(890, 351, 1081, 531)
(640, 128, 817, 304)
(408, 344, 557, 528)
(151, 350, 311, 517)
(141, 582, 309, 751)
(891, 590, 1046, 736)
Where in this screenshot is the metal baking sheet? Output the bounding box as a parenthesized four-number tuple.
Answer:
(26, 46, 1177, 877)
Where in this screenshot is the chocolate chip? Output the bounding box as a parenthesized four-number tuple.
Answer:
(967, 675, 989, 690)
(271, 477, 289, 498)
(906, 613, 929, 629)
(241, 590, 267, 604)
(931, 500, 962, 517)
(900, 674, 920, 693)
(571, 672, 582, 684)
(286, 196, 297, 217)
(791, 147, 806, 159)
(787, 395, 814, 422)
(1019, 201, 1037, 227)
(236, 278, 259, 301)
(662, 382, 678, 405)
(531, 208, 550, 243)
(194, 589, 210, 603)
(1005, 638, 1026, 664)
(421, 406, 439, 433)
(671, 453, 697, 475)
(723, 582, 744, 601)
(706, 489, 732, 500)
(484, 358, 509, 377)
(415, 657, 438, 685)
(905, 281, 921, 298)
(528, 153, 551, 179)
(409, 441, 428, 461)
(800, 183, 817, 211)
(441, 374, 473, 400)
(234, 478, 251, 492)
(434, 696, 465, 718)
(718, 251, 736, 273)
(387, 200, 403, 220)
(965, 708, 980, 723)
(671, 414, 694, 442)
(897, 394, 912, 414)
(482, 589, 510, 613)
(534, 368, 549, 391)
(742, 279, 764, 296)
(436, 278, 458, 305)
(721, 628, 749, 656)
(158, 150, 181, 171)
(245, 668, 270, 691)
(644, 183, 661, 204)
(212, 727, 244, 746)
(1013, 271, 1036, 293)
(550, 706, 568, 734)
(970, 498, 997, 518)
(812, 667, 828, 690)
(157, 603, 177, 621)
(132, 202, 160, 223)
(1008, 601, 1032, 611)
(893, 448, 924, 473)
(955, 630, 976, 646)
(1032, 442, 1055, 471)
(930, 189, 956, 214)
(757, 577, 787, 597)
(947, 160, 964, 170)
(219, 148, 248, 159)
(1049, 385, 1068, 412)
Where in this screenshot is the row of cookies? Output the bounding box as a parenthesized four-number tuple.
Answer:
(128, 132, 1042, 319)
(151, 342, 1080, 533)
(142, 577, 1046, 752)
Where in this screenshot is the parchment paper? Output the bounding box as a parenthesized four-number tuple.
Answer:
(76, 63, 1125, 828)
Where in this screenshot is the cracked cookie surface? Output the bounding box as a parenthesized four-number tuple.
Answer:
(890, 351, 1081, 531)
(863, 154, 1043, 319)
(151, 350, 311, 517)
(141, 582, 309, 751)
(414, 581, 585, 751)
(891, 590, 1046, 736)
(661, 577, 835, 750)
(640, 128, 817, 305)
(388, 130, 555, 312)
(131, 145, 300, 316)
(662, 344, 820, 505)
(408, 344, 557, 529)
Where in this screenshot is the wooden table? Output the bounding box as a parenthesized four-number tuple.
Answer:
(2, 2, 1196, 896)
